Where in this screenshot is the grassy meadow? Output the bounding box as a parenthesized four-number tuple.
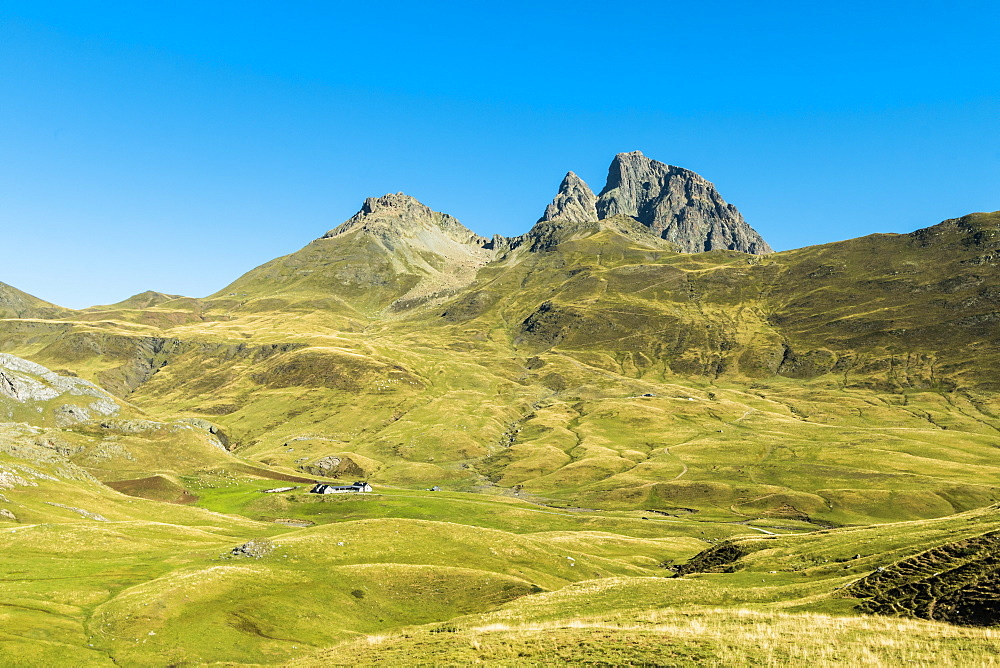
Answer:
(2, 211, 1000, 663)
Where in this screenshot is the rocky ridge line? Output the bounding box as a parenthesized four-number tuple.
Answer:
(537, 151, 772, 254)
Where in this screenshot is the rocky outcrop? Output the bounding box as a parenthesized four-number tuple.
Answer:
(44, 501, 109, 522)
(0, 353, 122, 425)
(0, 423, 100, 486)
(227, 538, 275, 559)
(538, 172, 598, 223)
(55, 404, 95, 427)
(595, 151, 772, 254)
(324, 192, 491, 250)
(177, 418, 229, 449)
(298, 453, 379, 478)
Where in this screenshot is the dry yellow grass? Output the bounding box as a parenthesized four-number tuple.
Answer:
(293, 607, 1000, 667)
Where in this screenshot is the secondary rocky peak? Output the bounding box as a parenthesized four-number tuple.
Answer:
(356, 192, 433, 220)
(242, 191, 498, 312)
(537, 171, 598, 223)
(323, 192, 488, 248)
(597, 151, 657, 218)
(595, 151, 772, 254)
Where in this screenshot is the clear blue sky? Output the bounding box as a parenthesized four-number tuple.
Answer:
(1, 1, 998, 308)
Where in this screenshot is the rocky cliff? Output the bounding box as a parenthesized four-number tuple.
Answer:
(538, 151, 772, 254)
(537, 172, 598, 223)
(596, 151, 772, 254)
(0, 353, 122, 426)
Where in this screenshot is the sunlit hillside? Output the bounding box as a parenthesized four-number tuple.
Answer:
(2, 203, 1000, 664)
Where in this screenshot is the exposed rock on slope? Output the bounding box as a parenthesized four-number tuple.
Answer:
(595, 151, 772, 254)
(215, 193, 497, 312)
(538, 172, 598, 223)
(0, 353, 122, 426)
(0, 422, 101, 488)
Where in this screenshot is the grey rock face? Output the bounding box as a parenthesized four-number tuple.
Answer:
(0, 353, 121, 417)
(538, 172, 598, 223)
(177, 417, 229, 450)
(228, 538, 275, 559)
(595, 151, 772, 254)
(299, 454, 369, 478)
(55, 404, 92, 427)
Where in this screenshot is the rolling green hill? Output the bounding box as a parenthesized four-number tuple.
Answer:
(1, 191, 999, 663)
(7, 209, 1000, 524)
(0, 280, 67, 320)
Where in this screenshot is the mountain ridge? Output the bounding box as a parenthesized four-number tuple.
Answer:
(1, 207, 991, 520)
(1, 202, 1000, 664)
(538, 151, 772, 254)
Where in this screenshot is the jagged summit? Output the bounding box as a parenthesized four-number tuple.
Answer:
(537, 172, 598, 224)
(597, 151, 772, 254)
(216, 159, 776, 313)
(537, 151, 772, 254)
(323, 192, 489, 249)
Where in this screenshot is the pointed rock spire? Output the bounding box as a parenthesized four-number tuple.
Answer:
(596, 151, 772, 254)
(537, 172, 598, 224)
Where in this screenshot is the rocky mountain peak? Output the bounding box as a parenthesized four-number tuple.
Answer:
(596, 151, 772, 254)
(323, 192, 488, 248)
(357, 192, 434, 219)
(536, 151, 772, 255)
(537, 172, 598, 223)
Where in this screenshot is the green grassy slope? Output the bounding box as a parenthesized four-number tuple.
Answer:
(3, 213, 1000, 526)
(1, 210, 1000, 663)
(0, 478, 727, 666)
(291, 504, 1000, 666)
(0, 281, 67, 319)
(19, 486, 998, 667)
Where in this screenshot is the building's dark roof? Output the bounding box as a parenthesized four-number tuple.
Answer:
(310, 481, 370, 493)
